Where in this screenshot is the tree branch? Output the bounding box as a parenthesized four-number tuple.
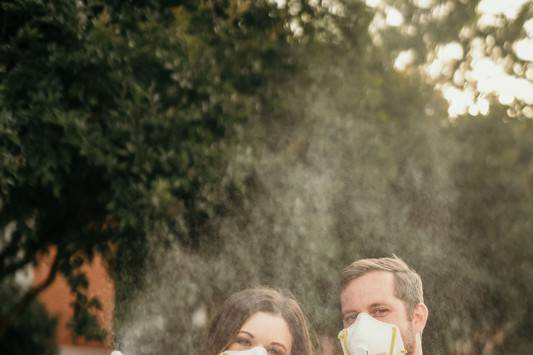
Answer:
(0, 223, 43, 282)
(0, 247, 63, 337)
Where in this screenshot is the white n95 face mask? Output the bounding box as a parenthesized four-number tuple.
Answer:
(220, 346, 268, 355)
(338, 313, 407, 355)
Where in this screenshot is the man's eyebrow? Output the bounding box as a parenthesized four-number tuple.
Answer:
(368, 302, 389, 308)
(342, 310, 359, 317)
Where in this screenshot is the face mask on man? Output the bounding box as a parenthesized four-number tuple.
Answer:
(338, 313, 407, 355)
(220, 346, 268, 355)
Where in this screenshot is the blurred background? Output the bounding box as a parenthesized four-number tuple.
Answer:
(1, 0, 532, 354)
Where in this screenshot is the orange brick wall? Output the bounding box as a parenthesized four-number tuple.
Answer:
(34, 248, 114, 350)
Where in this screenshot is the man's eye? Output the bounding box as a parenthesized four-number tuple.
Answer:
(343, 313, 358, 325)
(372, 308, 389, 317)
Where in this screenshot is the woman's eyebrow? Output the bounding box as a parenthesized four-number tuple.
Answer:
(238, 330, 254, 338)
(271, 342, 287, 351)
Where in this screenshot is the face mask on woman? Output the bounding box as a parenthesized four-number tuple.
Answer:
(220, 346, 268, 355)
(337, 313, 407, 355)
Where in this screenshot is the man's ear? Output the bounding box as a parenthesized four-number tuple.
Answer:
(412, 303, 429, 333)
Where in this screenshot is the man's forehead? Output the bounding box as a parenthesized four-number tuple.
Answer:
(340, 270, 397, 311)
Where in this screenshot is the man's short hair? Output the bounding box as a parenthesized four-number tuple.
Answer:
(341, 255, 424, 316)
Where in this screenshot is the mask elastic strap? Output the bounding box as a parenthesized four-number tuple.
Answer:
(388, 327, 397, 355)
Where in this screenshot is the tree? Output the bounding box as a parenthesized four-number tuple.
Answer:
(370, 0, 533, 115)
(0, 0, 280, 342)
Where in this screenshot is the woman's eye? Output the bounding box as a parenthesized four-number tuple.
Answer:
(267, 347, 283, 355)
(235, 338, 252, 346)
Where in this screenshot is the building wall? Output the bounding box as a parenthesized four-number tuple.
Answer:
(59, 345, 109, 355)
(34, 248, 114, 354)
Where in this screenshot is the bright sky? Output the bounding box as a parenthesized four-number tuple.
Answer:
(367, 0, 533, 118)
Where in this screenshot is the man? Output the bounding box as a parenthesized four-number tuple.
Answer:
(340, 256, 429, 355)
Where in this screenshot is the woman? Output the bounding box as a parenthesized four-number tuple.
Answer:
(205, 287, 315, 355)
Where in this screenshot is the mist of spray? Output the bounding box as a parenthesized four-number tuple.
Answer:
(110, 45, 520, 355)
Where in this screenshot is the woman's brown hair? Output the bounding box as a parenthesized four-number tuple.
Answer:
(205, 287, 315, 355)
